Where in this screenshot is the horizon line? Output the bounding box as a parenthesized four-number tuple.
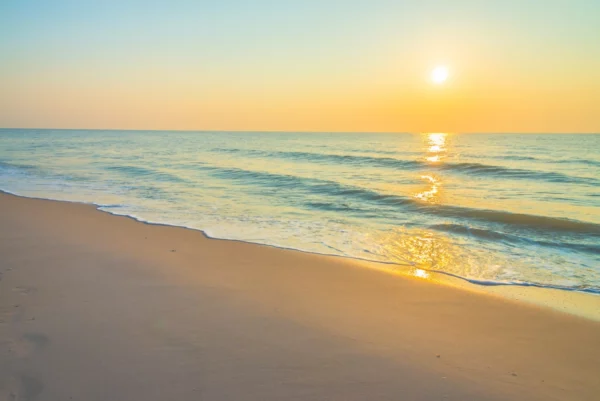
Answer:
(1, 127, 598, 135)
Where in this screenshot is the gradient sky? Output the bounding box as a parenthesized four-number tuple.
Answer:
(1, 0, 599, 132)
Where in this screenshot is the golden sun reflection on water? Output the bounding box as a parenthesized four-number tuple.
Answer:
(414, 175, 440, 202)
(413, 268, 431, 279)
(428, 133, 447, 146)
(415, 133, 449, 203)
(372, 228, 461, 280)
(426, 133, 448, 162)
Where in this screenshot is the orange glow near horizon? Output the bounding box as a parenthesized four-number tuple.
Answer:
(2, 3, 600, 133)
(1, 64, 599, 133)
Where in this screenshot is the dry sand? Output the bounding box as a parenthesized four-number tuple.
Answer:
(1, 192, 599, 400)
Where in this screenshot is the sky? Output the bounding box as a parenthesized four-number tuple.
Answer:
(1, 0, 599, 133)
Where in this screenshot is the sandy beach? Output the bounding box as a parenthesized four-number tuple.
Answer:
(1, 192, 599, 401)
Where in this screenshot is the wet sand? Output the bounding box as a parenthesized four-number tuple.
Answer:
(1, 192, 599, 400)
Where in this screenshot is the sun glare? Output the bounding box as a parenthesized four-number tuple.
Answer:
(413, 268, 431, 279)
(431, 66, 449, 84)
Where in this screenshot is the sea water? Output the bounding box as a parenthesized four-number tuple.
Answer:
(1, 130, 599, 293)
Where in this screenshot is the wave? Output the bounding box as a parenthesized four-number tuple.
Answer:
(424, 204, 600, 236)
(0, 160, 41, 173)
(477, 155, 600, 167)
(556, 158, 600, 167)
(436, 162, 597, 184)
(0, 160, 90, 182)
(103, 165, 189, 183)
(199, 164, 600, 236)
(211, 148, 423, 169)
(497, 155, 538, 161)
(435, 272, 600, 295)
(207, 149, 598, 185)
(4, 156, 598, 237)
(199, 165, 408, 206)
(429, 223, 600, 255)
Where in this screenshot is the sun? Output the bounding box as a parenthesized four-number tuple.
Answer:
(431, 66, 449, 84)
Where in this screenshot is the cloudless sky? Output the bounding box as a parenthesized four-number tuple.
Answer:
(1, 0, 599, 132)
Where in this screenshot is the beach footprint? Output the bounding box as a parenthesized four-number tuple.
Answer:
(0, 374, 44, 401)
(0, 305, 23, 325)
(12, 287, 36, 297)
(11, 333, 49, 359)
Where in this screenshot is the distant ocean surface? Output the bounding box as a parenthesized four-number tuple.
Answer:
(1, 130, 599, 293)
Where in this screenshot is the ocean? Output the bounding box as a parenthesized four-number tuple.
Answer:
(1, 129, 599, 293)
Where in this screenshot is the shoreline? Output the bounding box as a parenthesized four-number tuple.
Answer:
(2, 192, 600, 400)
(2, 189, 599, 321)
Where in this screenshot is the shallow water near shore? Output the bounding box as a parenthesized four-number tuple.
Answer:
(1, 129, 599, 293)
